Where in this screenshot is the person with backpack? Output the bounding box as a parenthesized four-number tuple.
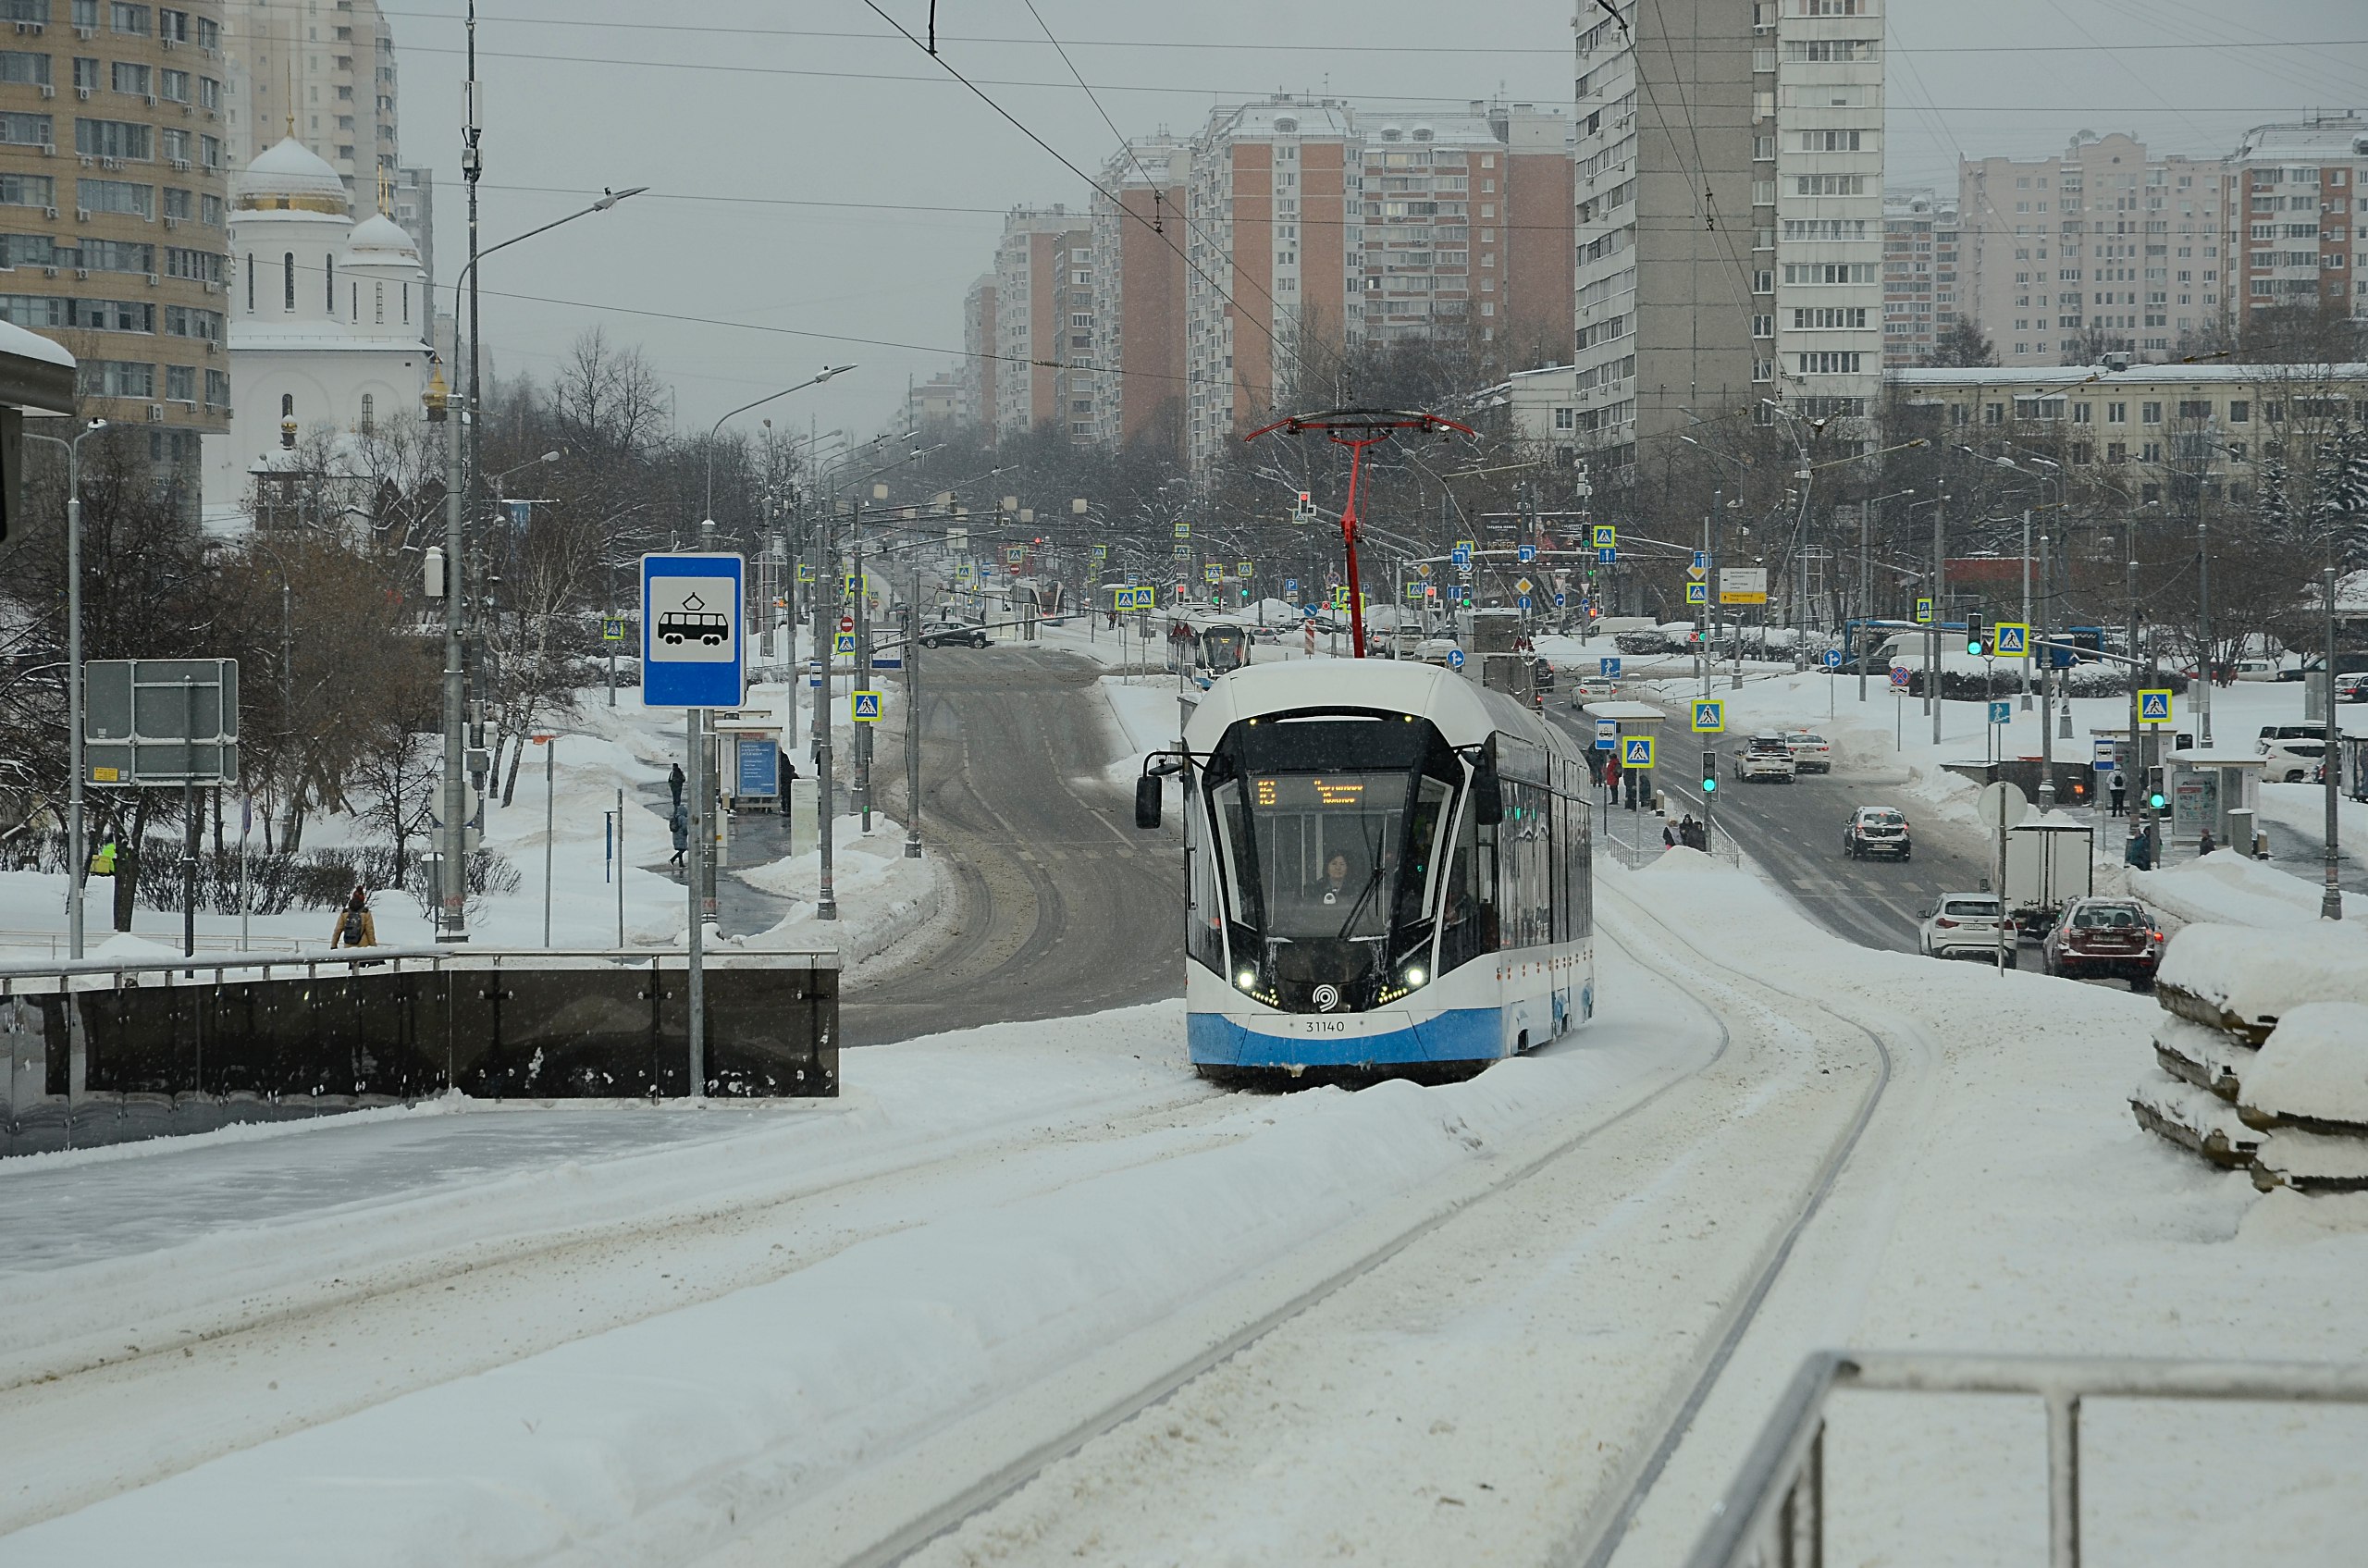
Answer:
(329, 885, 377, 949)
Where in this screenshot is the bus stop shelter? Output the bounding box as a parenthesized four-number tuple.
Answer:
(2161, 747, 2266, 857)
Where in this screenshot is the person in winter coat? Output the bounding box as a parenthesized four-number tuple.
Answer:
(2109, 772, 2127, 816)
(329, 885, 378, 948)
(1662, 821, 1678, 847)
(2123, 825, 2152, 871)
(2196, 826, 2216, 857)
(668, 761, 686, 813)
(670, 803, 691, 867)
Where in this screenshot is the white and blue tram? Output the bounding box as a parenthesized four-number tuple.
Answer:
(1137, 661, 1593, 1081)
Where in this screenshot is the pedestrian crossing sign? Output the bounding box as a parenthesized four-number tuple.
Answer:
(796, 562, 815, 583)
(601, 618, 625, 642)
(1691, 699, 1724, 734)
(2139, 689, 2173, 725)
(1686, 582, 1708, 604)
(1592, 525, 1618, 549)
(851, 690, 882, 722)
(1173, 523, 1191, 539)
(1993, 622, 2029, 656)
(1915, 598, 1933, 624)
(1203, 563, 1222, 584)
(834, 631, 856, 656)
(1622, 736, 1656, 770)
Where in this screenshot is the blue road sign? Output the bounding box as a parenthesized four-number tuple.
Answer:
(1597, 547, 1618, 565)
(2092, 739, 2118, 772)
(1600, 656, 1622, 677)
(1284, 577, 1298, 592)
(641, 552, 744, 709)
(1301, 603, 1319, 619)
(1450, 548, 1473, 569)
(1693, 550, 1708, 570)
(1594, 719, 1617, 751)
(1518, 595, 1532, 611)
(1447, 648, 1466, 670)
(1517, 544, 1536, 563)
(1822, 648, 1845, 669)
(851, 690, 882, 722)
(1622, 735, 1656, 769)
(1555, 593, 1567, 608)
(1989, 700, 2013, 724)
(2139, 689, 2173, 724)
(736, 737, 778, 796)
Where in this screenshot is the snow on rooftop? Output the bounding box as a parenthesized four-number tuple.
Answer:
(0, 318, 72, 370)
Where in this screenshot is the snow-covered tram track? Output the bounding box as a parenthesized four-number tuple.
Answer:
(810, 875, 1914, 1568)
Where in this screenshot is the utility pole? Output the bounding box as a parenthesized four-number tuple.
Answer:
(810, 498, 836, 920)
(1701, 489, 1717, 697)
(2019, 507, 2033, 710)
(2196, 508, 2213, 746)
(2127, 552, 2143, 828)
(2324, 565, 2343, 920)
(1931, 500, 1951, 753)
(853, 492, 871, 833)
(905, 558, 923, 859)
(1857, 497, 1871, 703)
(2037, 531, 2055, 811)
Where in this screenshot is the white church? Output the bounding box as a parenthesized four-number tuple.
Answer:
(202, 135, 435, 524)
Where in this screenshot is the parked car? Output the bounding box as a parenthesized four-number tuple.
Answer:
(2259, 723, 2325, 747)
(1782, 730, 1833, 773)
(919, 620, 989, 649)
(2336, 672, 2368, 704)
(1737, 732, 1798, 784)
(2261, 736, 2329, 784)
(2281, 653, 2368, 681)
(1572, 676, 1620, 704)
(1843, 806, 1911, 860)
(2041, 897, 2163, 989)
(1918, 893, 2011, 960)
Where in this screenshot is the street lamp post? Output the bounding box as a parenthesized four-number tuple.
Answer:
(434, 187, 646, 942)
(700, 366, 852, 527)
(2323, 565, 2343, 921)
(24, 419, 107, 957)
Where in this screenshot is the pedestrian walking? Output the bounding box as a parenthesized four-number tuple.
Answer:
(668, 761, 686, 814)
(2196, 825, 2216, 857)
(1662, 821, 1678, 848)
(1682, 814, 1707, 851)
(2108, 772, 2127, 816)
(329, 885, 378, 948)
(669, 802, 690, 867)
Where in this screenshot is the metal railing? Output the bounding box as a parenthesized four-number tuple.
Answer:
(1686, 1351, 2368, 1568)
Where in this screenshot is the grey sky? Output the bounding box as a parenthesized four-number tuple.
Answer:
(392, 1, 2368, 438)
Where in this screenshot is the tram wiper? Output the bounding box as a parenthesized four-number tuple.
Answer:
(1334, 867, 1387, 941)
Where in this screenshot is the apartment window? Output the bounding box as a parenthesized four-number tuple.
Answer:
(2228, 400, 2250, 423)
(0, 0, 47, 20)
(2107, 401, 2127, 424)
(163, 302, 216, 340)
(156, 6, 186, 41)
(1752, 314, 1773, 337)
(80, 358, 152, 397)
(1792, 306, 1868, 328)
(1983, 402, 2004, 426)
(163, 362, 191, 401)
(1797, 130, 1867, 153)
(2071, 402, 2092, 424)
(76, 178, 151, 217)
(73, 117, 148, 159)
(2176, 400, 2212, 420)
(204, 367, 226, 406)
(157, 127, 186, 162)
(158, 68, 187, 103)
(197, 76, 217, 111)
(0, 52, 51, 87)
(107, 3, 146, 34)
(2105, 440, 2128, 463)
(2140, 401, 2162, 424)
(0, 112, 50, 146)
(1795, 351, 1862, 375)
(0, 172, 51, 207)
(109, 60, 147, 95)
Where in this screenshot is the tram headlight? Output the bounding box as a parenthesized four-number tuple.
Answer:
(1236, 968, 1258, 992)
(1402, 965, 1426, 990)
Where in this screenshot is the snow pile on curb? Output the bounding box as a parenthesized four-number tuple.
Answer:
(2134, 921, 2368, 1196)
(2132, 849, 2352, 931)
(736, 814, 942, 969)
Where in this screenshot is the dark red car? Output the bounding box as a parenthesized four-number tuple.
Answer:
(2041, 896, 2164, 989)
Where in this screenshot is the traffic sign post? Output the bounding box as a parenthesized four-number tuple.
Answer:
(640, 550, 746, 1101)
(1600, 656, 1622, 678)
(851, 690, 882, 722)
(1622, 735, 1655, 770)
(1594, 719, 1618, 751)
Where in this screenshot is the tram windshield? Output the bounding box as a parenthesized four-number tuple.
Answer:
(1202, 625, 1249, 673)
(1203, 715, 1460, 950)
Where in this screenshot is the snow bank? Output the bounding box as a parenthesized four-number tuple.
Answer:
(2240, 1003, 2368, 1130)
(2129, 1071, 2262, 1168)
(2133, 850, 2353, 931)
(0, 1039, 1671, 1564)
(734, 813, 942, 969)
(2155, 922, 2368, 1041)
(2252, 1128, 2368, 1191)
(2151, 1015, 2256, 1098)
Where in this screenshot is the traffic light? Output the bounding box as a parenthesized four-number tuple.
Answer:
(1965, 612, 1986, 657)
(2149, 787, 2168, 811)
(1701, 752, 1719, 794)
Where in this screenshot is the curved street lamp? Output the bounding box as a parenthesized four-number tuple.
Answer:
(703, 366, 854, 525)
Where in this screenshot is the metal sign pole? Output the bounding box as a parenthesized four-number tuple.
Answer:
(615, 785, 625, 948)
(686, 707, 705, 1096)
(542, 735, 555, 947)
(181, 675, 197, 960)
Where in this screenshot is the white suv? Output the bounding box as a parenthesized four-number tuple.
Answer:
(1919, 894, 2011, 960)
(1737, 733, 1798, 784)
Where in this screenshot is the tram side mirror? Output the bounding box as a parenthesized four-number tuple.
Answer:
(1473, 767, 1503, 827)
(1134, 773, 1163, 830)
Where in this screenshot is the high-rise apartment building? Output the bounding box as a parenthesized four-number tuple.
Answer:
(222, 0, 396, 203)
(1565, 0, 1883, 479)
(391, 161, 428, 280)
(1178, 96, 1571, 471)
(2223, 114, 2368, 328)
(0, 0, 234, 507)
(1960, 131, 2223, 367)
(1881, 188, 1958, 364)
(1087, 134, 1187, 453)
(959, 272, 995, 432)
(991, 205, 1090, 439)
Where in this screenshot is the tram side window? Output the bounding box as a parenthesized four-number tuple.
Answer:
(1498, 780, 1554, 951)
(1438, 797, 1498, 971)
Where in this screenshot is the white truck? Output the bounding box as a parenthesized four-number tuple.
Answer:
(2004, 820, 2094, 935)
